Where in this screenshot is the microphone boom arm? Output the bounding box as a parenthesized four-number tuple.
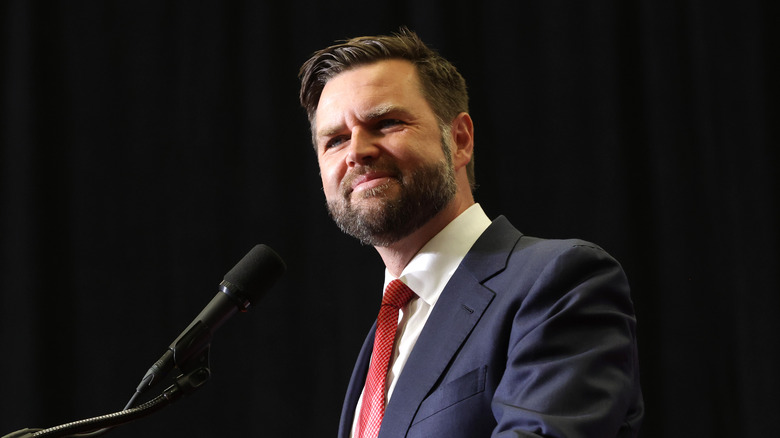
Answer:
(2, 367, 212, 438)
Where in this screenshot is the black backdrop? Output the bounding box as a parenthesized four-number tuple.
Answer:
(1, 1, 778, 437)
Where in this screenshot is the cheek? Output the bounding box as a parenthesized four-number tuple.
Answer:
(319, 159, 344, 198)
(397, 130, 444, 162)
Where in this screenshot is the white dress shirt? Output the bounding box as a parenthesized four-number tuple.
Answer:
(351, 203, 492, 437)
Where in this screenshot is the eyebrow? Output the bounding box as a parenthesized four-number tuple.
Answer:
(363, 103, 405, 121)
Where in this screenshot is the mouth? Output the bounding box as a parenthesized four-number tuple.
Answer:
(343, 169, 398, 197)
(352, 172, 394, 192)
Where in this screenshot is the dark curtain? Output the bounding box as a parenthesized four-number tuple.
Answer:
(1, 1, 777, 437)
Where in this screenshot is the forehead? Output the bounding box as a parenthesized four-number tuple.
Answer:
(314, 59, 429, 130)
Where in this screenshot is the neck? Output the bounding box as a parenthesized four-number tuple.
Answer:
(375, 197, 474, 277)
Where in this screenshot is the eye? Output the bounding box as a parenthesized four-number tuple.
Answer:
(323, 135, 349, 150)
(376, 119, 405, 131)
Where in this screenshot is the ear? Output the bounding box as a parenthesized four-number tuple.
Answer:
(450, 112, 474, 171)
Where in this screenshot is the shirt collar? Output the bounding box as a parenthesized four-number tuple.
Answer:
(384, 203, 492, 306)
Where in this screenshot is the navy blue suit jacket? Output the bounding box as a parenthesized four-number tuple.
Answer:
(338, 216, 644, 437)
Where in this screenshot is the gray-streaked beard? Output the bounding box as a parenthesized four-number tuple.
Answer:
(326, 146, 457, 247)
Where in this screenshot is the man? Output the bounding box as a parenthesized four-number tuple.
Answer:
(299, 28, 644, 437)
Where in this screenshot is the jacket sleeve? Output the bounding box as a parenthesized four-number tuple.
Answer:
(491, 243, 644, 437)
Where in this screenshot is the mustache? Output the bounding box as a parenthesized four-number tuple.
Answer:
(340, 162, 402, 194)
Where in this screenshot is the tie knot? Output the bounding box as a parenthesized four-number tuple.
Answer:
(383, 279, 416, 309)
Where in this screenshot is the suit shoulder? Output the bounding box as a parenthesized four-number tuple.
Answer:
(487, 216, 611, 259)
(511, 235, 616, 267)
(472, 216, 624, 284)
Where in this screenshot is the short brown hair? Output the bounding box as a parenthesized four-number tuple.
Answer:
(298, 28, 475, 190)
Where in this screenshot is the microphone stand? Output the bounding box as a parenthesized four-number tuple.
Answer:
(2, 359, 211, 438)
(5, 309, 225, 438)
(3, 244, 285, 438)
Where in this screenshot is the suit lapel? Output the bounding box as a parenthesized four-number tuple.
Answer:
(338, 322, 376, 438)
(378, 216, 522, 437)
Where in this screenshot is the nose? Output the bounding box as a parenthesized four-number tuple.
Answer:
(346, 127, 379, 167)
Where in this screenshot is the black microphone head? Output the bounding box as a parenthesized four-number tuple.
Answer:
(222, 244, 286, 308)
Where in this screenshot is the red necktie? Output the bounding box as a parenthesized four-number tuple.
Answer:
(356, 279, 416, 438)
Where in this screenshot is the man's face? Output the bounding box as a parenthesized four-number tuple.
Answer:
(314, 59, 456, 246)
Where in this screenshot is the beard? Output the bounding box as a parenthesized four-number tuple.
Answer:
(326, 142, 457, 247)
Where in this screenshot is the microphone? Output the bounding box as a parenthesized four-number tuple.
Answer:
(134, 244, 286, 396)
